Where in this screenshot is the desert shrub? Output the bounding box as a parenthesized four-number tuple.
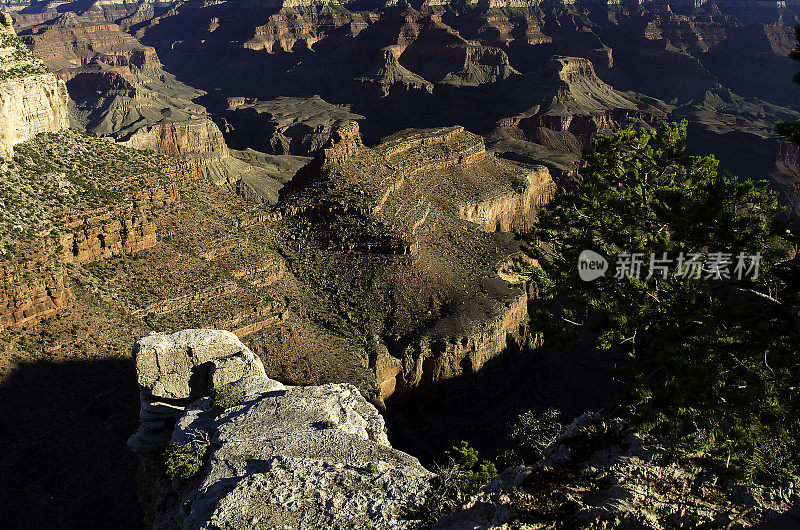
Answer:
(503, 408, 563, 465)
(162, 438, 209, 480)
(209, 385, 244, 411)
(403, 442, 497, 527)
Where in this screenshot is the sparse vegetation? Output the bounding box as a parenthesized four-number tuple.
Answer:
(403, 441, 497, 527)
(162, 431, 211, 480)
(209, 385, 244, 411)
(0, 33, 49, 80)
(0, 130, 169, 256)
(500, 408, 563, 467)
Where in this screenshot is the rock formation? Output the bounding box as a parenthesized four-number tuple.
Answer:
(490, 56, 669, 157)
(130, 332, 799, 529)
(0, 13, 68, 158)
(129, 329, 266, 451)
(220, 95, 364, 156)
(129, 329, 431, 529)
(120, 116, 236, 187)
(275, 122, 554, 400)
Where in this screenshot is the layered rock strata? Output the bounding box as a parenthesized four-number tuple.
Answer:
(17, 14, 272, 188)
(0, 257, 68, 329)
(276, 122, 554, 400)
(120, 116, 238, 187)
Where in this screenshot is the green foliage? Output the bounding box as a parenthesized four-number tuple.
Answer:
(209, 385, 244, 411)
(403, 442, 497, 527)
(162, 440, 209, 480)
(502, 408, 563, 465)
(523, 119, 800, 481)
(445, 441, 498, 496)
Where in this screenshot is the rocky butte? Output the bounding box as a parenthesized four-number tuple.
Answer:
(274, 121, 555, 400)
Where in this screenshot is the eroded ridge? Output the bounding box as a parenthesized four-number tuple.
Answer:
(277, 122, 553, 400)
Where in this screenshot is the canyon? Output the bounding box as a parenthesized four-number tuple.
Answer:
(2, 0, 800, 527)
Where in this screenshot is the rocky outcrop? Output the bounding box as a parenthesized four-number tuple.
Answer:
(129, 330, 431, 529)
(120, 116, 242, 187)
(121, 117, 226, 161)
(130, 333, 798, 529)
(0, 256, 68, 329)
(0, 14, 69, 158)
(386, 288, 539, 400)
(128, 329, 267, 452)
(459, 164, 554, 232)
(436, 413, 799, 529)
(220, 95, 364, 156)
(59, 213, 158, 264)
(491, 56, 667, 155)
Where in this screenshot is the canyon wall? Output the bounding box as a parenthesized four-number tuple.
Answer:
(459, 164, 554, 233)
(0, 13, 68, 158)
(0, 256, 68, 329)
(120, 117, 235, 186)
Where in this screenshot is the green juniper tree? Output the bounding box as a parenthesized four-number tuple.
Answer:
(519, 119, 800, 481)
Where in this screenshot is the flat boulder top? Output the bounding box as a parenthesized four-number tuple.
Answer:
(164, 375, 431, 529)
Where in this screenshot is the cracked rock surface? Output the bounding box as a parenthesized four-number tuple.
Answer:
(156, 375, 431, 529)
